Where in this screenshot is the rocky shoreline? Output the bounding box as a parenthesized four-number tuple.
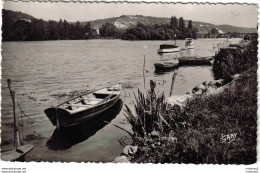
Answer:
(167, 73, 241, 108)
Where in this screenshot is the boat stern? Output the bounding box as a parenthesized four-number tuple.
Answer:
(44, 108, 70, 127)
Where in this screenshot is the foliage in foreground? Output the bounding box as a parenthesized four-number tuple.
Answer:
(124, 40, 257, 164)
(126, 67, 257, 164)
(212, 39, 257, 80)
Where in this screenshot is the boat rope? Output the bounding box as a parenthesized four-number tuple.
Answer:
(19, 105, 24, 144)
(122, 87, 127, 102)
(16, 99, 42, 123)
(16, 98, 55, 123)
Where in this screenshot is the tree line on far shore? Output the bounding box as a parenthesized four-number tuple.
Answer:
(3, 18, 97, 41)
(99, 16, 198, 40)
(3, 9, 97, 41)
(3, 9, 198, 41)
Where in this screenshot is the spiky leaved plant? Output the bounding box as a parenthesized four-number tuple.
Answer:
(124, 80, 172, 145)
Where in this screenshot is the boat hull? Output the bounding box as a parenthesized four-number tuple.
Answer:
(154, 62, 178, 70)
(178, 56, 214, 65)
(154, 59, 179, 71)
(158, 47, 180, 53)
(45, 95, 120, 128)
(44, 84, 121, 128)
(185, 45, 194, 49)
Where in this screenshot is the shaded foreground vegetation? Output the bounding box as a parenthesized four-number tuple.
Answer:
(123, 39, 257, 164)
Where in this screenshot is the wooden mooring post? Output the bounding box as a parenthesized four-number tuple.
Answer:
(7, 79, 21, 149)
(169, 70, 178, 97)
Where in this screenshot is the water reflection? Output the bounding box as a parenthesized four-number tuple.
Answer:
(158, 52, 179, 59)
(182, 49, 195, 56)
(179, 63, 213, 67)
(157, 48, 196, 59)
(46, 100, 123, 150)
(154, 66, 179, 75)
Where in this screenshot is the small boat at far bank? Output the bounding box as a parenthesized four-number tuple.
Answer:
(158, 44, 180, 53)
(178, 56, 214, 65)
(154, 59, 179, 71)
(44, 84, 121, 128)
(185, 38, 194, 49)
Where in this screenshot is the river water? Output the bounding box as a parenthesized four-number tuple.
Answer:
(1, 38, 241, 162)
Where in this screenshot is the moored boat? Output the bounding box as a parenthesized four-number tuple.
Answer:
(185, 38, 194, 49)
(44, 84, 121, 128)
(154, 58, 179, 71)
(158, 44, 180, 53)
(178, 56, 214, 65)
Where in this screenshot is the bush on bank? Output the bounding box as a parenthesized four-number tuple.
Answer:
(212, 39, 257, 80)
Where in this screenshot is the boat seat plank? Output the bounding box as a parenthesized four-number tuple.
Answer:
(80, 98, 103, 101)
(68, 103, 96, 107)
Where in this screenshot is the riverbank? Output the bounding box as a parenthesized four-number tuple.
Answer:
(115, 38, 257, 164)
(0, 38, 248, 162)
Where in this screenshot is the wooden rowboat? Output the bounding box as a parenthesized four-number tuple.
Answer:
(154, 59, 179, 71)
(44, 84, 121, 128)
(158, 44, 180, 53)
(178, 56, 214, 65)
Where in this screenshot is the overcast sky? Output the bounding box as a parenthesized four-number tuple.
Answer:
(3, 1, 258, 28)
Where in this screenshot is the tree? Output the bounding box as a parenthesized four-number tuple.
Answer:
(73, 21, 84, 39)
(12, 19, 31, 41)
(188, 20, 193, 30)
(209, 28, 219, 35)
(192, 27, 199, 39)
(84, 22, 92, 33)
(99, 23, 119, 38)
(178, 17, 185, 33)
(154, 24, 160, 29)
(63, 20, 70, 39)
(48, 20, 59, 40)
(28, 19, 47, 40)
(84, 22, 97, 39)
(170, 16, 178, 31)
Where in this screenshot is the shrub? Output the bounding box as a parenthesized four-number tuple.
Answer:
(212, 39, 258, 80)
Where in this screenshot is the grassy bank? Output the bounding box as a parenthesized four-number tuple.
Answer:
(122, 39, 257, 164)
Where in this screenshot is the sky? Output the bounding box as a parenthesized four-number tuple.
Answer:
(2, 1, 259, 28)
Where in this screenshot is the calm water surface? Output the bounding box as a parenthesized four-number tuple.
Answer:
(1, 38, 241, 162)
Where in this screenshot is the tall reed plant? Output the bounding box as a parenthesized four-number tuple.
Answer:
(124, 80, 187, 144)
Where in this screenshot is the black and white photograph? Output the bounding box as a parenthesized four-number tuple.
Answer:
(0, 0, 258, 171)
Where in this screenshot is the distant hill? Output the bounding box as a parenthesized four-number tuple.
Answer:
(2, 9, 257, 41)
(3, 9, 256, 34)
(84, 15, 257, 34)
(2, 9, 35, 23)
(83, 15, 170, 29)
